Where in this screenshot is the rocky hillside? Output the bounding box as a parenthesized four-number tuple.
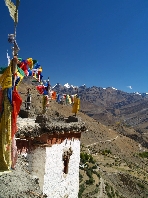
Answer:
(0, 77, 148, 198)
(53, 83, 148, 149)
(19, 78, 148, 197)
(53, 84, 148, 128)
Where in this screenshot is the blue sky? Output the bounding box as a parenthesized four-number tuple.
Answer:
(1, 0, 148, 93)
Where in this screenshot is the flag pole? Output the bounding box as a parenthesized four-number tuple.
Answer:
(2, 0, 21, 171)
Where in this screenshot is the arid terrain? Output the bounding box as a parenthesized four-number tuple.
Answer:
(0, 78, 148, 198)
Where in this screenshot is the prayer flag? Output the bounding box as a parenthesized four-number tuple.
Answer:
(0, 65, 12, 89)
(5, 0, 17, 22)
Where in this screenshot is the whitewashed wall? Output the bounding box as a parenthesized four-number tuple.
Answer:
(43, 139, 80, 198)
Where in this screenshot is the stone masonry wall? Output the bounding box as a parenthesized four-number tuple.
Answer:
(27, 147, 46, 190)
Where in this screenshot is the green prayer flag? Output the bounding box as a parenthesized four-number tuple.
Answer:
(17, 66, 24, 77)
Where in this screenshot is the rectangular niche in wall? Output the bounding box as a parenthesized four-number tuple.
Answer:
(62, 147, 73, 174)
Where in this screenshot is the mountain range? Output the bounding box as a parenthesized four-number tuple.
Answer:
(10, 77, 148, 198)
(52, 82, 148, 149)
(53, 82, 148, 97)
(53, 83, 148, 127)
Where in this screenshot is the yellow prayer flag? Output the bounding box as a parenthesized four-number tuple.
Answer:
(0, 65, 12, 89)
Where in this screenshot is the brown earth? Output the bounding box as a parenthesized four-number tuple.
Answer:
(16, 77, 148, 198)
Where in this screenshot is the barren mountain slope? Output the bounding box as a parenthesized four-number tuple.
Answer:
(53, 84, 148, 130)
(16, 78, 148, 198)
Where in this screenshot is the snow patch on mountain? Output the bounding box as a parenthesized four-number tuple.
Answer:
(64, 83, 75, 88)
(112, 87, 117, 90)
(52, 82, 79, 89)
(52, 83, 148, 98)
(134, 92, 141, 95)
(64, 83, 79, 89)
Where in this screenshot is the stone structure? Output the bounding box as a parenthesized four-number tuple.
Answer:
(16, 115, 86, 198)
